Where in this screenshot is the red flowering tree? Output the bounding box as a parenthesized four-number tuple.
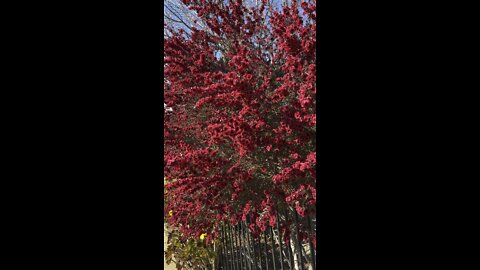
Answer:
(164, 0, 316, 249)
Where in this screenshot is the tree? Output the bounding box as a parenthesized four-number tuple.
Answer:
(164, 0, 316, 252)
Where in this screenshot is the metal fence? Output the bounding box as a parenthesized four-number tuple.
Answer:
(216, 208, 316, 270)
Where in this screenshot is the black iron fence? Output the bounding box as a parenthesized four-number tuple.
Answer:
(216, 208, 316, 270)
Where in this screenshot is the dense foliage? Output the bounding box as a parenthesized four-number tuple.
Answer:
(165, 225, 217, 270)
(164, 0, 316, 246)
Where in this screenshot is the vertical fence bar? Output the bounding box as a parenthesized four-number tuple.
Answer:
(245, 221, 256, 270)
(257, 234, 263, 269)
(219, 225, 224, 270)
(269, 226, 277, 270)
(222, 224, 229, 270)
(234, 224, 239, 270)
(239, 225, 244, 270)
(263, 230, 270, 270)
(275, 216, 285, 270)
(217, 233, 222, 270)
(235, 224, 245, 270)
(283, 209, 294, 270)
(293, 210, 305, 270)
(243, 224, 249, 270)
(237, 224, 245, 270)
(243, 223, 252, 270)
(307, 216, 316, 270)
(220, 237, 226, 270)
(227, 225, 231, 270)
(286, 238, 293, 270)
(228, 224, 236, 270)
(224, 224, 229, 270)
(239, 223, 245, 270)
(312, 217, 316, 257)
(246, 221, 258, 270)
(244, 223, 252, 270)
(240, 222, 248, 270)
(228, 224, 238, 270)
(233, 225, 243, 270)
(235, 224, 241, 270)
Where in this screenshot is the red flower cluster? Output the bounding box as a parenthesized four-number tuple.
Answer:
(164, 0, 316, 244)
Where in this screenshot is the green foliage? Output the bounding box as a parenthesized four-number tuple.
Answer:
(165, 227, 217, 270)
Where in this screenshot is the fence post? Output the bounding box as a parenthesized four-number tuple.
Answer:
(221, 224, 229, 270)
(237, 224, 245, 270)
(246, 220, 258, 269)
(241, 222, 252, 270)
(235, 224, 241, 270)
(275, 216, 285, 270)
(293, 210, 305, 270)
(269, 226, 277, 270)
(245, 221, 256, 269)
(219, 226, 223, 270)
(257, 234, 263, 269)
(283, 209, 294, 270)
(228, 224, 236, 270)
(307, 216, 316, 270)
(263, 230, 270, 270)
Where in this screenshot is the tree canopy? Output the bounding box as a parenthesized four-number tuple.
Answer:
(164, 0, 316, 246)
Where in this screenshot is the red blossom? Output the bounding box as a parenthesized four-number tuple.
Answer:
(164, 0, 316, 241)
